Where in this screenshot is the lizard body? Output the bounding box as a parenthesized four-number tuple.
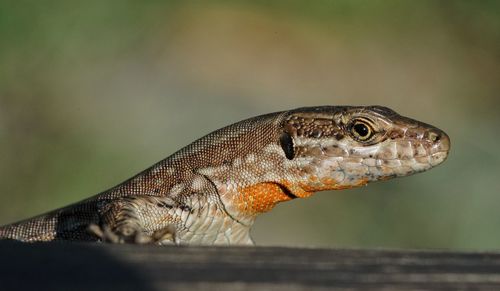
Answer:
(0, 106, 450, 245)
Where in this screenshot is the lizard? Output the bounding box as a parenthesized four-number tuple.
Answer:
(0, 106, 450, 245)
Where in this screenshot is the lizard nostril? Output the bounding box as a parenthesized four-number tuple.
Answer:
(428, 131, 440, 142)
(427, 129, 450, 152)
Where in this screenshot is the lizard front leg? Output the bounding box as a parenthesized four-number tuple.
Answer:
(88, 191, 254, 245)
(88, 196, 182, 245)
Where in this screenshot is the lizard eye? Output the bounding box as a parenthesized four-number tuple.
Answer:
(350, 119, 374, 142)
(280, 132, 295, 160)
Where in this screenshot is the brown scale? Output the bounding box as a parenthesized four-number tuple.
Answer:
(285, 116, 340, 139)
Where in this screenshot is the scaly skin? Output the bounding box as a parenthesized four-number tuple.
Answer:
(0, 106, 450, 245)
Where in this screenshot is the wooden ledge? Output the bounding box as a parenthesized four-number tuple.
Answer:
(1, 240, 499, 290)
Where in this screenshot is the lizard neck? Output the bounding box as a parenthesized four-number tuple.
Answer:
(214, 180, 314, 228)
(237, 182, 295, 214)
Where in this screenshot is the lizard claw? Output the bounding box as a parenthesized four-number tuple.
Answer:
(152, 225, 177, 245)
(87, 224, 140, 244)
(87, 223, 177, 245)
(87, 224, 122, 243)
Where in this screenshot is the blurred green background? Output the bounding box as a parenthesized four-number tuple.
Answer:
(1, 1, 499, 250)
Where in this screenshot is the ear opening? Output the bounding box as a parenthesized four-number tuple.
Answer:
(280, 132, 295, 160)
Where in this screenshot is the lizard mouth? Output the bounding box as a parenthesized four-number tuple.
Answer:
(302, 135, 451, 189)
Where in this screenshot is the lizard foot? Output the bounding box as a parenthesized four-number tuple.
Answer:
(151, 225, 177, 245)
(87, 224, 150, 244)
(87, 223, 176, 245)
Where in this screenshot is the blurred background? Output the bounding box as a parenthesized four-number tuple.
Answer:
(0, 1, 499, 250)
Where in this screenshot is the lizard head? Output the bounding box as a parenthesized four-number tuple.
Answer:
(280, 106, 450, 196)
(194, 105, 450, 219)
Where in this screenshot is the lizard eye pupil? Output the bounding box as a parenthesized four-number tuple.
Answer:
(280, 132, 295, 160)
(353, 123, 369, 137)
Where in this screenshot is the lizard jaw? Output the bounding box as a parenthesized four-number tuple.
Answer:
(293, 124, 450, 191)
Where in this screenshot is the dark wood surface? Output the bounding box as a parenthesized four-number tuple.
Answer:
(1, 240, 500, 290)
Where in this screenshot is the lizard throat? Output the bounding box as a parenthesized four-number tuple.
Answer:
(236, 181, 312, 214)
